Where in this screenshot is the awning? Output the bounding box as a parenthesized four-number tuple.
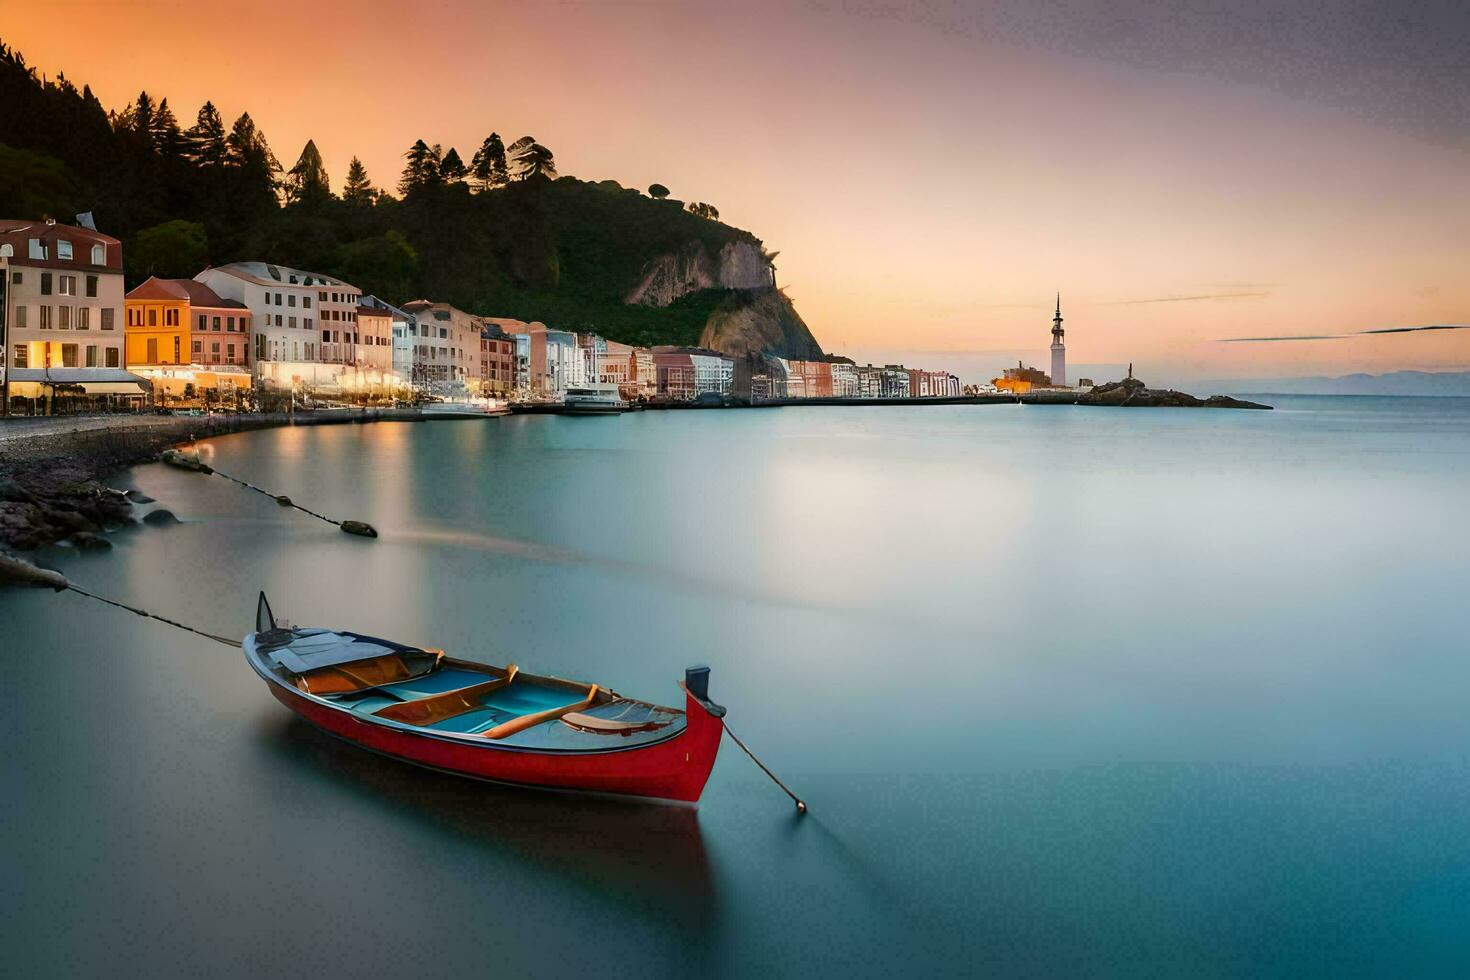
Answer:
(7, 368, 152, 387)
(79, 381, 149, 395)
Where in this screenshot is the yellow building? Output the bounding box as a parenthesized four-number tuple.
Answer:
(124, 277, 189, 366)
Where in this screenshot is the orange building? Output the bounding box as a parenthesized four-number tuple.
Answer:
(125, 277, 252, 398)
(993, 361, 1049, 394)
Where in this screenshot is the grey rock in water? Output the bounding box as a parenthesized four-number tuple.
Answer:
(70, 531, 112, 551)
(125, 490, 156, 504)
(142, 508, 180, 526)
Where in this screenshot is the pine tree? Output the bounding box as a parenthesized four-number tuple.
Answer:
(342, 156, 375, 205)
(131, 91, 157, 149)
(225, 112, 282, 209)
(470, 133, 508, 190)
(398, 139, 439, 196)
(151, 97, 184, 157)
(439, 146, 467, 183)
(184, 101, 228, 166)
(284, 139, 332, 207)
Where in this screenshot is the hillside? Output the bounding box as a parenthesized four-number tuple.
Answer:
(0, 40, 824, 358)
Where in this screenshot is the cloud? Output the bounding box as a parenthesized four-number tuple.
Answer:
(1104, 291, 1270, 305)
(1220, 324, 1470, 343)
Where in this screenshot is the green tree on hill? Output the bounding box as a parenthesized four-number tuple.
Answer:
(439, 146, 467, 183)
(127, 219, 209, 279)
(183, 102, 227, 167)
(399, 139, 439, 196)
(342, 156, 376, 205)
(686, 201, 720, 220)
(151, 98, 184, 158)
(471, 133, 508, 189)
(284, 139, 332, 208)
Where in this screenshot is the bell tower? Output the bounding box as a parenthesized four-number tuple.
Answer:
(1050, 293, 1066, 387)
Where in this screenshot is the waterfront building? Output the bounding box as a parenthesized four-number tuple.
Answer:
(1050, 294, 1066, 387)
(881, 365, 911, 399)
(400, 300, 482, 390)
(350, 305, 395, 386)
(478, 324, 516, 396)
(830, 362, 858, 398)
(497, 323, 583, 397)
(691, 352, 734, 397)
(787, 359, 834, 398)
(315, 279, 365, 367)
(653, 350, 695, 400)
(994, 361, 1050, 394)
(855, 364, 884, 399)
(124, 277, 252, 398)
(905, 368, 962, 397)
(359, 294, 416, 382)
(0, 218, 145, 406)
(195, 261, 340, 388)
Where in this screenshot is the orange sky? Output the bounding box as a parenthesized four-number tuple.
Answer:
(6, 0, 1468, 382)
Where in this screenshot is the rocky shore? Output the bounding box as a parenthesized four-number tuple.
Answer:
(1077, 377, 1272, 409)
(0, 414, 283, 552)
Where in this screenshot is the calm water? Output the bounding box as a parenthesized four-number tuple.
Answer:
(5, 396, 1470, 975)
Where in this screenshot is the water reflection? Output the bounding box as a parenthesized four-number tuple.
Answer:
(254, 713, 718, 924)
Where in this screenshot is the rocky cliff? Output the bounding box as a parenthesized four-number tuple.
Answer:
(625, 240, 774, 307)
(698, 288, 825, 361)
(1079, 377, 1271, 409)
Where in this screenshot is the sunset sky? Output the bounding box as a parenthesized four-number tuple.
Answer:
(6, 0, 1468, 383)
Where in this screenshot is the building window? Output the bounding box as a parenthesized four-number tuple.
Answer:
(227, 317, 236, 331)
(41, 272, 52, 295)
(256, 335, 266, 361)
(9, 270, 19, 284)
(193, 340, 202, 354)
(0, 244, 10, 258)
(58, 240, 73, 260)
(288, 294, 296, 307)
(91, 244, 105, 264)
(86, 345, 98, 367)
(13, 345, 27, 368)
(212, 316, 221, 331)
(165, 309, 177, 326)
(77, 307, 90, 329)
(289, 316, 296, 329)
(28, 238, 45, 259)
(275, 315, 283, 327)
(39, 306, 52, 329)
(303, 296, 311, 309)
(14, 306, 25, 329)
(227, 344, 236, 363)
(58, 306, 71, 329)
(211, 342, 220, 355)
(304, 317, 312, 329)
(101, 308, 114, 330)
(147, 338, 158, 362)
(59, 275, 76, 296)
(106, 347, 119, 367)
(62, 343, 78, 368)
(173, 337, 180, 362)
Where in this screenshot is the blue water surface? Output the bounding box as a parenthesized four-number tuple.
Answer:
(3, 395, 1469, 976)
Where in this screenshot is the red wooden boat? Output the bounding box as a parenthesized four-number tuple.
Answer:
(243, 594, 726, 804)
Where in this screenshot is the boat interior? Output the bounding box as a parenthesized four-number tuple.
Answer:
(253, 627, 684, 751)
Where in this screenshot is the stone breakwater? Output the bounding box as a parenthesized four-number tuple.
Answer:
(0, 414, 288, 552)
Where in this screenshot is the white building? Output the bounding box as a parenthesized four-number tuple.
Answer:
(401, 300, 482, 390)
(831, 362, 858, 398)
(196, 261, 346, 388)
(689, 353, 734, 396)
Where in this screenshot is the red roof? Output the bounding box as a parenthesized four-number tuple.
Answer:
(126, 276, 247, 310)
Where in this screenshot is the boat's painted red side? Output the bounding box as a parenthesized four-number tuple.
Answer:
(267, 681, 725, 803)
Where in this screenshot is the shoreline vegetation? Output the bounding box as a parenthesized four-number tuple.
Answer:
(0, 384, 1269, 555)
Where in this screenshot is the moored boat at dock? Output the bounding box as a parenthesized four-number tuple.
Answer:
(561, 384, 628, 415)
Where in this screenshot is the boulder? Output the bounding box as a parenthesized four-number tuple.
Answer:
(142, 508, 180, 526)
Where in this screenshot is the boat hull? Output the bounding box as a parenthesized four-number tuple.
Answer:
(264, 679, 724, 803)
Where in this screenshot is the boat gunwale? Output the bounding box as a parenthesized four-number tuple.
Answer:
(243, 633, 690, 757)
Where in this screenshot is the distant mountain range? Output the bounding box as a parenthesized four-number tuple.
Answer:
(1197, 371, 1470, 397)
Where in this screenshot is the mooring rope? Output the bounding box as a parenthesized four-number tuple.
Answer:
(723, 721, 808, 814)
(63, 582, 241, 648)
(208, 467, 341, 527)
(162, 450, 376, 537)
